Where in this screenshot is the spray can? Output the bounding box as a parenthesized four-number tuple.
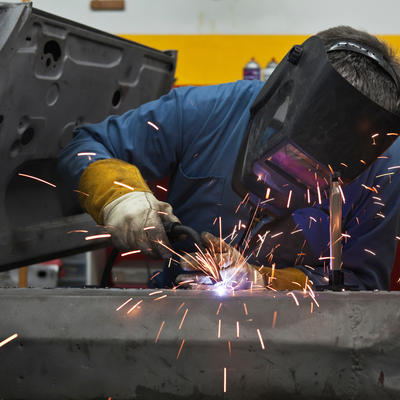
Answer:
(262, 58, 278, 81)
(243, 58, 261, 80)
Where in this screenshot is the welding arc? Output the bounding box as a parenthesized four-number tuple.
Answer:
(100, 223, 206, 287)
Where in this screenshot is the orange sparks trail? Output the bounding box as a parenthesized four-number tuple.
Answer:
(272, 311, 277, 328)
(155, 321, 165, 343)
(85, 234, 111, 241)
(175, 302, 185, 314)
(0, 333, 18, 348)
(317, 182, 322, 204)
(218, 320, 221, 338)
(265, 188, 271, 199)
(154, 295, 167, 301)
(287, 292, 299, 306)
(176, 339, 185, 359)
(311, 302, 314, 313)
(143, 226, 156, 231)
(114, 181, 134, 190)
(257, 329, 265, 349)
(287, 190, 292, 208)
(365, 249, 376, 256)
(243, 303, 248, 315)
(228, 342, 231, 357)
(18, 173, 56, 188)
(179, 309, 188, 330)
(147, 121, 159, 130)
(223, 368, 227, 393)
(116, 298, 132, 311)
(127, 300, 142, 313)
(149, 290, 163, 296)
(156, 185, 168, 192)
(216, 303, 222, 315)
(67, 230, 88, 234)
(307, 188, 310, 203)
(73, 190, 89, 196)
(77, 152, 96, 156)
(236, 321, 240, 338)
(121, 250, 141, 257)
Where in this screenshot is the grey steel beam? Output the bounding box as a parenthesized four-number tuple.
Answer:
(0, 288, 399, 399)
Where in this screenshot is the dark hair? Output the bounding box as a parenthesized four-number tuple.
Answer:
(317, 26, 400, 114)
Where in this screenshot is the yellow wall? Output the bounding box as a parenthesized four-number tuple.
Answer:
(121, 34, 400, 87)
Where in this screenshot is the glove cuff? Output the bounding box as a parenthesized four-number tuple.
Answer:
(78, 159, 151, 224)
(257, 266, 310, 291)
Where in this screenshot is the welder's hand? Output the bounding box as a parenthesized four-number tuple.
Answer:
(176, 232, 263, 289)
(102, 191, 181, 259)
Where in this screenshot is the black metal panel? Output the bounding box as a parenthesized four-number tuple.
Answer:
(0, 3, 177, 270)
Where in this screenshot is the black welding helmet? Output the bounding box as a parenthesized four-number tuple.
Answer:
(232, 35, 400, 219)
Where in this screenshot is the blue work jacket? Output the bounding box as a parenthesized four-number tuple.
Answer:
(58, 80, 400, 289)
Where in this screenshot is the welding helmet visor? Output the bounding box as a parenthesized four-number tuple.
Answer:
(232, 35, 400, 219)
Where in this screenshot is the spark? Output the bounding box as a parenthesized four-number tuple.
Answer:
(243, 303, 248, 315)
(372, 133, 379, 138)
(127, 300, 142, 314)
(291, 229, 303, 234)
(317, 182, 322, 204)
(77, 152, 96, 156)
(265, 188, 271, 199)
(0, 334, 18, 348)
(342, 233, 351, 238)
(291, 281, 301, 287)
(304, 265, 315, 270)
(388, 166, 400, 170)
(143, 226, 155, 231)
(223, 368, 227, 393)
(157, 211, 168, 215)
(175, 302, 185, 314)
(121, 250, 141, 257)
(156, 185, 168, 192)
(307, 188, 310, 203)
(154, 295, 167, 301)
(319, 256, 334, 260)
(147, 121, 159, 130)
(387, 133, 399, 136)
(236, 321, 240, 338)
(257, 329, 265, 349)
(376, 212, 385, 218)
(311, 302, 313, 313)
(67, 230, 88, 234)
(364, 249, 376, 256)
(150, 272, 161, 280)
(73, 190, 89, 196)
(114, 181, 134, 190)
(271, 232, 283, 238)
(176, 339, 185, 359)
(228, 341, 231, 357)
(339, 185, 345, 204)
(356, 217, 360, 225)
(18, 173, 56, 187)
(116, 297, 132, 311)
(287, 190, 292, 208)
(341, 163, 348, 167)
(85, 234, 111, 241)
(360, 160, 366, 165)
(272, 311, 277, 329)
(374, 202, 385, 206)
(149, 290, 163, 296)
(307, 285, 320, 307)
(396, 236, 400, 240)
(218, 319, 221, 338)
(216, 303, 222, 315)
(179, 309, 188, 329)
(287, 292, 299, 306)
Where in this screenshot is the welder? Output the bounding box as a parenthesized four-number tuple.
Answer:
(58, 26, 400, 291)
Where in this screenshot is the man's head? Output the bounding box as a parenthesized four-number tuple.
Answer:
(317, 26, 400, 114)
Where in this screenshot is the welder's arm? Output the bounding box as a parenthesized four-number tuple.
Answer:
(176, 232, 309, 290)
(78, 158, 181, 259)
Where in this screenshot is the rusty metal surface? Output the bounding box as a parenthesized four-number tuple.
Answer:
(0, 288, 399, 399)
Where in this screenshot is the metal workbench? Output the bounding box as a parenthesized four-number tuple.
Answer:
(0, 288, 398, 399)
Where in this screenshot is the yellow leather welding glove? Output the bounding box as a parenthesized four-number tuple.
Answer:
(78, 158, 181, 259)
(176, 232, 309, 290)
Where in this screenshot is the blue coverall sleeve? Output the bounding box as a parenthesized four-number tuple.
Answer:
(57, 88, 186, 194)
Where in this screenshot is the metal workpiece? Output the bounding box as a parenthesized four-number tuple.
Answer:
(0, 288, 399, 399)
(0, 2, 177, 271)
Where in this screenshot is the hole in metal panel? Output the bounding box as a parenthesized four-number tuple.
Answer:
(0, 115, 3, 124)
(112, 89, 122, 107)
(43, 40, 61, 62)
(46, 58, 51, 67)
(21, 128, 34, 146)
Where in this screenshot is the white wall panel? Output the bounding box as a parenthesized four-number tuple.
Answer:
(12, 0, 400, 35)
